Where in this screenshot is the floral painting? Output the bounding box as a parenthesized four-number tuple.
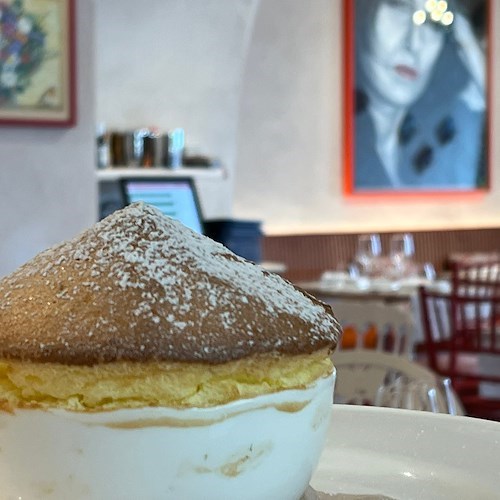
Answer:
(0, 0, 74, 126)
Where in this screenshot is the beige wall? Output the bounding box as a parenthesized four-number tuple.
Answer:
(234, 0, 500, 235)
(95, 0, 260, 220)
(0, 0, 96, 277)
(96, 0, 499, 235)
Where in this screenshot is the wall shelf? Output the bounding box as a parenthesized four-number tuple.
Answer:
(96, 167, 226, 182)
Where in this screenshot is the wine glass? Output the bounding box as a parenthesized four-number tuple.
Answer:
(355, 234, 382, 277)
(374, 376, 461, 414)
(389, 233, 415, 277)
(421, 262, 436, 282)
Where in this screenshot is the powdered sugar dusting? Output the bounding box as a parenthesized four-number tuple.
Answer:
(0, 203, 341, 365)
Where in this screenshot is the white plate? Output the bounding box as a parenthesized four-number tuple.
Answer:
(311, 405, 500, 499)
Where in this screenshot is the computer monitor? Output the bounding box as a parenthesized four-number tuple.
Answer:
(120, 177, 204, 234)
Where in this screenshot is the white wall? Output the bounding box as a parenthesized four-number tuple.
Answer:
(0, 0, 96, 277)
(96, 0, 500, 235)
(95, 0, 260, 219)
(234, 0, 340, 233)
(234, 0, 500, 235)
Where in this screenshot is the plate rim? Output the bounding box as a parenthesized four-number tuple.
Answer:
(311, 404, 500, 498)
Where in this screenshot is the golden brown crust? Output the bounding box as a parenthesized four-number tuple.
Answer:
(0, 203, 341, 365)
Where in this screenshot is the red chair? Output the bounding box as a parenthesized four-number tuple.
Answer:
(417, 285, 500, 421)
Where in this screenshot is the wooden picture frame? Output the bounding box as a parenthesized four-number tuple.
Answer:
(343, 0, 490, 196)
(0, 0, 76, 127)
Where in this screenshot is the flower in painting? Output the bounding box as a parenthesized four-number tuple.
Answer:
(1, 69, 16, 87)
(0, 0, 46, 104)
(17, 16, 31, 34)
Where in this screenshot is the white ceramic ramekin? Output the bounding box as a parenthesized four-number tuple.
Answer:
(0, 370, 335, 500)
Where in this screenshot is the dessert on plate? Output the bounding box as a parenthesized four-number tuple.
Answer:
(0, 202, 341, 499)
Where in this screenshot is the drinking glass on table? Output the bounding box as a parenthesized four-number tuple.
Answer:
(355, 234, 382, 277)
(389, 233, 415, 278)
(421, 262, 437, 281)
(374, 376, 462, 415)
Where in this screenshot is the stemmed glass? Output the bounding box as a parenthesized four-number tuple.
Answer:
(389, 233, 415, 278)
(355, 234, 382, 277)
(422, 262, 437, 281)
(374, 376, 462, 415)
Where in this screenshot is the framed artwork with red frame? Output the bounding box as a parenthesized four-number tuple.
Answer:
(0, 0, 76, 127)
(343, 0, 490, 196)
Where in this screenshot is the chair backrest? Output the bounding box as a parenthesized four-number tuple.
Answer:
(323, 299, 415, 356)
(418, 285, 500, 420)
(420, 287, 500, 353)
(451, 257, 500, 298)
(332, 349, 463, 415)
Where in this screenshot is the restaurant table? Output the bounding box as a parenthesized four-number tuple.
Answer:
(297, 277, 451, 357)
(300, 277, 500, 401)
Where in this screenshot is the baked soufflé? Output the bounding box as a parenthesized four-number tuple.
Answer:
(0, 203, 341, 411)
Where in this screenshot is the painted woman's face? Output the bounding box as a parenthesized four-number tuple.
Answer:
(360, 0, 447, 107)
